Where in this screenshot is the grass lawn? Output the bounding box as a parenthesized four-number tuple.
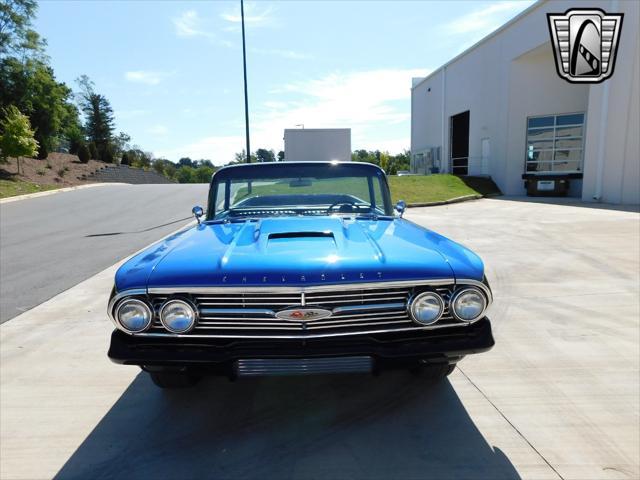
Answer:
(0, 179, 59, 199)
(232, 174, 500, 207)
(388, 174, 498, 204)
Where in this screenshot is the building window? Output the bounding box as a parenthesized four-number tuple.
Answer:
(525, 113, 585, 174)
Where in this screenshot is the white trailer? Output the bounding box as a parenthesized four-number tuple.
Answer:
(283, 128, 351, 162)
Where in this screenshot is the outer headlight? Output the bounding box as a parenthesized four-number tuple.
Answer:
(160, 299, 197, 333)
(451, 287, 487, 322)
(409, 291, 445, 325)
(116, 298, 153, 333)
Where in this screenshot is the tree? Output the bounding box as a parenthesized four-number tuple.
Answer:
(178, 157, 194, 168)
(77, 143, 90, 163)
(1, 58, 78, 157)
(277, 150, 285, 161)
(197, 159, 213, 168)
(194, 166, 214, 183)
(256, 148, 275, 163)
(76, 75, 114, 157)
(101, 143, 115, 163)
(379, 151, 390, 172)
(0, 0, 46, 59)
(162, 162, 176, 179)
(176, 166, 195, 183)
(65, 122, 84, 154)
(113, 131, 131, 157)
(120, 151, 130, 165)
(0, 105, 38, 174)
(88, 142, 98, 160)
(232, 149, 256, 164)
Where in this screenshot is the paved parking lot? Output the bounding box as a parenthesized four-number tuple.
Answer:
(1, 197, 638, 480)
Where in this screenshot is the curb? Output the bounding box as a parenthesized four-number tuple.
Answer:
(0, 183, 129, 204)
(406, 193, 484, 208)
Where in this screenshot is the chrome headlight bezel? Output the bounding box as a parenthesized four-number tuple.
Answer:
(409, 291, 445, 325)
(450, 287, 488, 323)
(160, 298, 198, 333)
(114, 298, 153, 333)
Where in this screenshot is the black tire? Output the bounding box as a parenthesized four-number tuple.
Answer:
(148, 371, 201, 389)
(410, 363, 456, 382)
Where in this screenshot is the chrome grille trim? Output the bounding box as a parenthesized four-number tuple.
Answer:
(136, 322, 471, 339)
(146, 279, 455, 295)
(111, 278, 491, 338)
(235, 356, 373, 376)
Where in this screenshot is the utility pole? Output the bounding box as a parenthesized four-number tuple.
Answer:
(241, 0, 251, 163)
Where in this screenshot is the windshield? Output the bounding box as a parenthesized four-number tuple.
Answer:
(208, 163, 392, 219)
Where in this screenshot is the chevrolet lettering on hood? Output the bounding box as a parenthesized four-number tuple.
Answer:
(107, 162, 495, 388)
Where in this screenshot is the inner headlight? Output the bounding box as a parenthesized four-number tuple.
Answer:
(116, 298, 153, 333)
(160, 299, 197, 333)
(409, 291, 444, 325)
(451, 287, 487, 322)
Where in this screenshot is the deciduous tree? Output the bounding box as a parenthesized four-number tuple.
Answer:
(0, 105, 38, 174)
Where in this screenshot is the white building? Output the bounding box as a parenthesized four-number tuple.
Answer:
(411, 0, 639, 204)
(283, 128, 351, 162)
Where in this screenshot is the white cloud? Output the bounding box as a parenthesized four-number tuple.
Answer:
(173, 10, 214, 38)
(251, 48, 311, 60)
(220, 3, 277, 29)
(158, 68, 427, 164)
(124, 71, 167, 86)
(444, 1, 534, 35)
(148, 125, 169, 136)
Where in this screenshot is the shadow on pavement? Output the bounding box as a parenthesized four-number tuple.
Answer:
(84, 216, 192, 237)
(55, 370, 520, 480)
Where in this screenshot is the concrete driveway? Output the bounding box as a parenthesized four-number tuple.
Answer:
(1, 198, 638, 480)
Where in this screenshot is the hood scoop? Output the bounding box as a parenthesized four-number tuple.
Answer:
(268, 231, 334, 240)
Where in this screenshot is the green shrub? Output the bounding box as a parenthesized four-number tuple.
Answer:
(88, 142, 98, 160)
(45, 162, 52, 169)
(57, 168, 65, 177)
(77, 144, 90, 163)
(36, 169, 45, 176)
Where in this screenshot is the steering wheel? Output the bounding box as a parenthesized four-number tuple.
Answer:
(327, 201, 361, 214)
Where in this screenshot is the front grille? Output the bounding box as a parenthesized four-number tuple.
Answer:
(146, 284, 464, 338)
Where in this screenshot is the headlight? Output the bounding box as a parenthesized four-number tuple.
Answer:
(451, 287, 487, 322)
(160, 299, 197, 333)
(409, 291, 444, 325)
(116, 298, 153, 333)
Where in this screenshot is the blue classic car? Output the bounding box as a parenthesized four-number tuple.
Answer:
(108, 162, 494, 388)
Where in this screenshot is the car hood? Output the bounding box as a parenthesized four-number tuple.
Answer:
(115, 217, 484, 290)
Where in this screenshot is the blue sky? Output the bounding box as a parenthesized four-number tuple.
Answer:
(35, 0, 534, 164)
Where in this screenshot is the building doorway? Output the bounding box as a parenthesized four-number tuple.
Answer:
(450, 110, 470, 175)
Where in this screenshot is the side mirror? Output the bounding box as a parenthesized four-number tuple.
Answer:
(395, 200, 406, 218)
(192, 205, 204, 224)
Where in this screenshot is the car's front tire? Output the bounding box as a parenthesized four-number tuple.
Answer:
(148, 370, 201, 389)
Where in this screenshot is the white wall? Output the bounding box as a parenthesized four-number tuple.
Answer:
(283, 129, 351, 163)
(411, 0, 639, 204)
(581, 0, 640, 204)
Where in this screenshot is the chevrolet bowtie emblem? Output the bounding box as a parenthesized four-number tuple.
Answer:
(275, 308, 332, 322)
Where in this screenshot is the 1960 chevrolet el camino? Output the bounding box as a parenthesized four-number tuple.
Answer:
(108, 162, 494, 388)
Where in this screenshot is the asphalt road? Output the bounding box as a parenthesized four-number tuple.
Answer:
(1, 197, 638, 479)
(0, 184, 208, 323)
